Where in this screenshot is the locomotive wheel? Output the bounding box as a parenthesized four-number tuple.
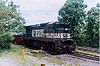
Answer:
(54, 41, 64, 53)
(43, 42, 55, 54)
(47, 42, 53, 51)
(42, 42, 47, 51)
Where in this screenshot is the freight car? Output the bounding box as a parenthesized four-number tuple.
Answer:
(14, 34, 24, 44)
(24, 22, 76, 53)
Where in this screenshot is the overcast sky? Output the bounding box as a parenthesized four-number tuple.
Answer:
(8, 0, 100, 25)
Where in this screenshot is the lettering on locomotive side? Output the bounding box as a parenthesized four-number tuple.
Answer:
(32, 30, 71, 38)
(32, 29, 44, 37)
(49, 33, 71, 38)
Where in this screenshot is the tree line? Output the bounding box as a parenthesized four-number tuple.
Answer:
(0, 0, 25, 50)
(58, 0, 100, 48)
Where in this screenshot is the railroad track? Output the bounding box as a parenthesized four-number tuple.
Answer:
(25, 47, 99, 61)
(71, 51, 99, 61)
(45, 51, 100, 61)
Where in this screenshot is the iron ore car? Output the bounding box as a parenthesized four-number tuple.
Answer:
(24, 22, 76, 53)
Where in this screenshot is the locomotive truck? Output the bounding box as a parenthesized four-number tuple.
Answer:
(23, 22, 76, 53)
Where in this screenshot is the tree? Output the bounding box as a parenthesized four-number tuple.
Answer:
(0, 0, 25, 33)
(58, 0, 87, 44)
(86, 3, 100, 48)
(0, 0, 25, 50)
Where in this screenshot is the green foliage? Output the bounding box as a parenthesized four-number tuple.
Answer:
(0, 0, 25, 33)
(74, 4, 100, 48)
(85, 4, 100, 48)
(0, 0, 25, 50)
(58, 0, 99, 48)
(58, 0, 87, 31)
(58, 0, 87, 45)
(0, 33, 14, 50)
(0, 44, 21, 56)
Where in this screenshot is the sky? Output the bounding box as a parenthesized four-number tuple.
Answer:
(7, 0, 100, 25)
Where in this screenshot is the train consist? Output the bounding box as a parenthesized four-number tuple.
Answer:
(23, 22, 76, 53)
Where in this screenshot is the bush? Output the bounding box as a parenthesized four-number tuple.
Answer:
(0, 33, 14, 51)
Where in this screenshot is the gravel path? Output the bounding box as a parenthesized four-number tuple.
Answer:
(0, 56, 62, 66)
(0, 57, 19, 66)
(26, 56, 63, 66)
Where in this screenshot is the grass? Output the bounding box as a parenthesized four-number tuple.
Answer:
(0, 44, 21, 56)
(32, 52, 44, 58)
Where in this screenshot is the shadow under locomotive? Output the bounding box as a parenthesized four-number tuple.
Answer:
(23, 22, 76, 54)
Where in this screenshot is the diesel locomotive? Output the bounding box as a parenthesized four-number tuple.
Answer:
(24, 22, 76, 53)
